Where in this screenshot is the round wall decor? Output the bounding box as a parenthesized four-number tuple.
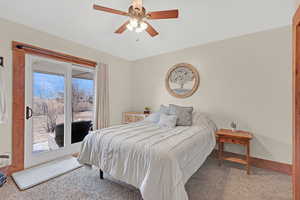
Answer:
(165, 63, 200, 98)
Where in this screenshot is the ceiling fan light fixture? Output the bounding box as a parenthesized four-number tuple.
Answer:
(135, 27, 143, 33)
(127, 18, 148, 33)
(135, 21, 148, 33)
(140, 21, 148, 30)
(126, 23, 134, 31)
(129, 18, 138, 28)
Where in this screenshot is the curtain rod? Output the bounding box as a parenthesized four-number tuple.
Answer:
(16, 44, 49, 52)
(14, 44, 97, 67)
(16, 44, 74, 61)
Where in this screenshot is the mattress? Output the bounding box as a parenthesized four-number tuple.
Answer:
(78, 115, 216, 200)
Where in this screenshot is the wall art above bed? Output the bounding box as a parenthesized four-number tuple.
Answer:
(165, 63, 200, 98)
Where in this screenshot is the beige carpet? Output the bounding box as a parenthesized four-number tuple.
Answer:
(0, 157, 292, 200)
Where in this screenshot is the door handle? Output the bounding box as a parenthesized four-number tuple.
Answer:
(26, 106, 33, 120)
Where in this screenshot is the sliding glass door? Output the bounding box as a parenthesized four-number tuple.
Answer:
(25, 55, 95, 168)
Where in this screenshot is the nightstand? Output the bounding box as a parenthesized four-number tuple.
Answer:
(122, 112, 150, 124)
(215, 129, 253, 175)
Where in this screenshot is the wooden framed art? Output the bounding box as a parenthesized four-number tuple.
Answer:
(165, 63, 200, 98)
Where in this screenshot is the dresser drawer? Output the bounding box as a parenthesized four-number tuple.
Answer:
(219, 137, 248, 145)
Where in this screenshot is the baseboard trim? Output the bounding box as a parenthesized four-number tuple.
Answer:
(2, 152, 292, 176)
(212, 150, 292, 175)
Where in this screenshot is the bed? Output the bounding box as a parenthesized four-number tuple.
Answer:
(78, 113, 217, 200)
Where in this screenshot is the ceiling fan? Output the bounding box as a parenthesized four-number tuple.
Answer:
(93, 0, 179, 37)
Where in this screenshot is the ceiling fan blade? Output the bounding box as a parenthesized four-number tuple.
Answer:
(147, 9, 179, 20)
(144, 22, 159, 37)
(115, 21, 130, 34)
(93, 4, 128, 16)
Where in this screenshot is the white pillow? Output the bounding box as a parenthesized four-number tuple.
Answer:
(144, 112, 160, 123)
(158, 113, 177, 128)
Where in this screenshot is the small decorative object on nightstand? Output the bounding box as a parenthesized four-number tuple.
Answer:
(215, 129, 253, 175)
(144, 107, 151, 114)
(230, 121, 237, 132)
(123, 112, 150, 124)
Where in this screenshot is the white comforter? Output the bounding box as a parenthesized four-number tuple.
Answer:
(78, 116, 216, 200)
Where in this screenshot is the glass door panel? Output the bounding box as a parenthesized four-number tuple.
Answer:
(71, 67, 95, 144)
(25, 55, 71, 168)
(32, 72, 65, 153)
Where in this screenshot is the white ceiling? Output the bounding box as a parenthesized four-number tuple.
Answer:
(0, 0, 294, 60)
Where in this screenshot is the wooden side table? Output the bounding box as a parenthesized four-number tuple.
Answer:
(215, 129, 253, 175)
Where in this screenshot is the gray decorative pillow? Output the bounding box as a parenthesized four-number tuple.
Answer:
(159, 105, 170, 115)
(169, 104, 194, 126)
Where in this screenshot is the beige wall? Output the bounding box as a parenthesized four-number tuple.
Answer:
(0, 18, 293, 166)
(132, 27, 292, 164)
(0, 18, 133, 157)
